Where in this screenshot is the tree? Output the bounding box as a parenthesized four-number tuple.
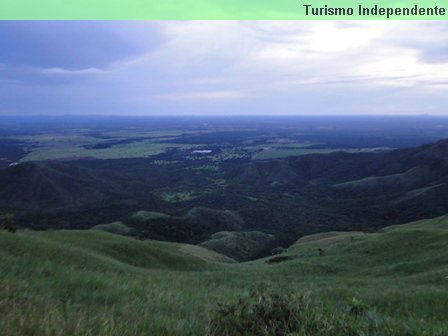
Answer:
(0, 213, 17, 234)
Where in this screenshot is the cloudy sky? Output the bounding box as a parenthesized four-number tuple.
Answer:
(1, 21, 448, 116)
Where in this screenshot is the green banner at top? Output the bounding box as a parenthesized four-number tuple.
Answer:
(0, 0, 447, 20)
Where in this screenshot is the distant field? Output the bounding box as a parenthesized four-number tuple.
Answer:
(2, 115, 448, 165)
(9, 133, 203, 162)
(21, 141, 198, 161)
(1, 121, 399, 163)
(1, 215, 447, 335)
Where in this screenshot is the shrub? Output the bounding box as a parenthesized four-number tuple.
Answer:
(347, 297, 369, 316)
(0, 213, 17, 234)
(209, 290, 363, 336)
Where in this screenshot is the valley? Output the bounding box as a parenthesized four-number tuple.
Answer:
(1, 116, 448, 257)
(1, 116, 448, 334)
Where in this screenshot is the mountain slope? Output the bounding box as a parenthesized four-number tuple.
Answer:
(0, 161, 148, 209)
(231, 139, 448, 188)
(1, 215, 448, 335)
(0, 229, 233, 273)
(281, 214, 448, 280)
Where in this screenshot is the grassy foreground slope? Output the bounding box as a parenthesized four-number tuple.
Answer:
(1, 217, 448, 335)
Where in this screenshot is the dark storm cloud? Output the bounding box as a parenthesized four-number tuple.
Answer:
(0, 21, 161, 70)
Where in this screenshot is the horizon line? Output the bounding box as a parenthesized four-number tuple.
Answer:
(0, 113, 445, 118)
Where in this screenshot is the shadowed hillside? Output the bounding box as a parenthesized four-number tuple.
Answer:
(231, 139, 448, 188)
(0, 161, 151, 209)
(199, 231, 276, 261)
(1, 139, 448, 246)
(125, 207, 245, 244)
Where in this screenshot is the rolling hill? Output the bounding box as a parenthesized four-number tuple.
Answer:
(1, 215, 448, 335)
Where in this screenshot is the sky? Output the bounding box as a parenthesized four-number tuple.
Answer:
(1, 21, 448, 116)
